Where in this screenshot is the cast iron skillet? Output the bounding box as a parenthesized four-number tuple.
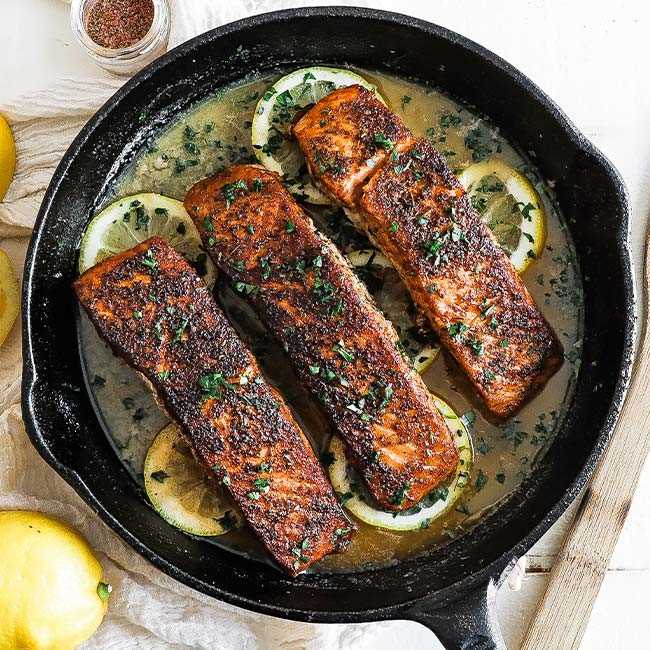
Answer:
(22, 7, 635, 649)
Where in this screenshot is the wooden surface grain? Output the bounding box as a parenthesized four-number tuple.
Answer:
(521, 236, 650, 648)
(1, 1, 649, 648)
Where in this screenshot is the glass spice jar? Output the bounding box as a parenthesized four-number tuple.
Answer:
(70, 0, 171, 76)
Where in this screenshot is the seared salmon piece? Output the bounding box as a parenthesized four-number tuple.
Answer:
(74, 237, 354, 575)
(291, 84, 413, 207)
(185, 166, 459, 512)
(357, 140, 563, 417)
(294, 87, 562, 417)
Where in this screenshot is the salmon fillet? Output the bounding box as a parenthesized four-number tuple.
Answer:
(74, 237, 354, 575)
(293, 85, 563, 417)
(291, 84, 413, 207)
(185, 166, 459, 511)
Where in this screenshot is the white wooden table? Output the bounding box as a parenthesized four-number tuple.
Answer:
(2, 1, 649, 647)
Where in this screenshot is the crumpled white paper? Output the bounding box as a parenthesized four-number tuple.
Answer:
(0, 0, 401, 647)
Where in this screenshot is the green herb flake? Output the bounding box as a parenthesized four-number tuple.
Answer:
(199, 372, 235, 400)
(140, 249, 158, 272)
(332, 340, 354, 363)
(447, 322, 468, 341)
(373, 132, 395, 151)
(222, 179, 248, 208)
(390, 481, 412, 506)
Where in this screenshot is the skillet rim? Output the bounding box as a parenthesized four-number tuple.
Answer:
(21, 6, 636, 623)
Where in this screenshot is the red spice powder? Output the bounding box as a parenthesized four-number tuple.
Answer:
(86, 0, 155, 49)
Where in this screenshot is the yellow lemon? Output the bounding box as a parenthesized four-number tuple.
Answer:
(0, 511, 110, 650)
(0, 114, 16, 201)
(0, 250, 19, 346)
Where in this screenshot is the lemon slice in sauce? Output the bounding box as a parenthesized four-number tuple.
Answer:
(458, 159, 547, 273)
(144, 424, 242, 536)
(78, 192, 217, 287)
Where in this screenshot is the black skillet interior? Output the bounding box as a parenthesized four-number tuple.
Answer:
(22, 6, 634, 644)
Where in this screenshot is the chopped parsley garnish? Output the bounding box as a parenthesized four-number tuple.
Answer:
(391, 481, 412, 506)
(496, 473, 506, 484)
(469, 338, 484, 356)
(291, 538, 310, 568)
(373, 132, 395, 151)
(140, 249, 158, 271)
(153, 318, 165, 341)
(389, 222, 399, 233)
(475, 469, 488, 491)
(222, 179, 248, 207)
(464, 127, 493, 162)
(150, 470, 169, 483)
(199, 372, 235, 400)
(285, 220, 296, 233)
(332, 340, 354, 362)
(259, 256, 271, 280)
(400, 95, 412, 109)
(447, 322, 468, 341)
(132, 310, 143, 320)
(233, 281, 259, 295)
(184, 125, 198, 140)
(440, 113, 462, 128)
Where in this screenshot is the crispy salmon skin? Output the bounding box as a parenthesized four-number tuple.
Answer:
(74, 237, 354, 575)
(185, 166, 459, 511)
(294, 85, 563, 417)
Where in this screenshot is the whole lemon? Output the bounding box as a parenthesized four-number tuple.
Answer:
(0, 511, 110, 650)
(0, 114, 15, 201)
(0, 249, 19, 347)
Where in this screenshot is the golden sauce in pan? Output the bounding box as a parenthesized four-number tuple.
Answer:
(79, 69, 583, 573)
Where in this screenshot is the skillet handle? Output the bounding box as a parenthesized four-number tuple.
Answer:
(406, 580, 505, 650)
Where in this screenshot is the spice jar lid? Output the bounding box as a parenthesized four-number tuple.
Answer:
(70, 0, 171, 76)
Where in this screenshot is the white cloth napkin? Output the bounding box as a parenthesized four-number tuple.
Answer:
(0, 0, 396, 647)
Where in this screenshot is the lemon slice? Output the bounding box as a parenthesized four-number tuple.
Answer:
(252, 67, 385, 203)
(78, 192, 217, 286)
(0, 249, 19, 347)
(328, 395, 473, 531)
(458, 159, 546, 272)
(144, 423, 242, 536)
(346, 248, 439, 373)
(0, 114, 16, 201)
